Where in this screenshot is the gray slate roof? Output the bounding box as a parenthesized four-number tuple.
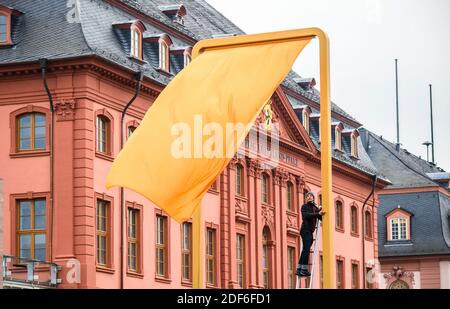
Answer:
(361, 129, 446, 189)
(378, 191, 450, 257)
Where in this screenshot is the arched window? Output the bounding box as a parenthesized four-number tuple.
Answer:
(261, 174, 270, 204)
(365, 211, 372, 238)
(351, 133, 358, 158)
(130, 27, 142, 60)
(335, 200, 344, 231)
(335, 126, 342, 151)
(159, 40, 169, 72)
(302, 110, 310, 134)
(287, 182, 294, 211)
(235, 164, 244, 196)
(17, 112, 46, 151)
(351, 205, 358, 235)
(262, 227, 271, 288)
(0, 13, 7, 43)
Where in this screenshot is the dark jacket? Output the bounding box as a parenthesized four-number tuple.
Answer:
(300, 201, 322, 232)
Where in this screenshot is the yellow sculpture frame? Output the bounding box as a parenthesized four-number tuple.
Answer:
(191, 28, 333, 289)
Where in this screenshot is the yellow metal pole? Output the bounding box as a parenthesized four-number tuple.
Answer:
(191, 27, 333, 289)
(317, 31, 334, 289)
(192, 204, 204, 288)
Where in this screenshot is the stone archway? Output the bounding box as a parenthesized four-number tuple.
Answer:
(389, 279, 410, 289)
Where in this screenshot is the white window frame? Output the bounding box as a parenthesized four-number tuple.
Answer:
(389, 217, 409, 241)
(130, 28, 141, 59)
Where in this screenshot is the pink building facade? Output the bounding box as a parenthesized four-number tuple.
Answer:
(0, 0, 388, 289)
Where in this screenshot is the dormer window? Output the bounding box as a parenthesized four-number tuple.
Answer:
(293, 77, 316, 91)
(302, 110, 310, 134)
(184, 47, 192, 67)
(342, 129, 359, 158)
(112, 20, 146, 61)
(0, 5, 23, 46)
(351, 132, 359, 158)
(0, 13, 7, 43)
(332, 122, 344, 151)
(159, 4, 187, 25)
(386, 208, 412, 241)
(159, 40, 169, 71)
(130, 27, 142, 60)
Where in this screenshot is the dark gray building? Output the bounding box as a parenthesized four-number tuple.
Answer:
(361, 129, 450, 289)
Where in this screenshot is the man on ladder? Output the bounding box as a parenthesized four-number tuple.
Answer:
(297, 192, 325, 278)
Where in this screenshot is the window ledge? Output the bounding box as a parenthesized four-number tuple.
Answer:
(208, 188, 219, 195)
(364, 236, 374, 242)
(156, 68, 174, 77)
(127, 271, 144, 279)
(95, 152, 114, 162)
(335, 227, 345, 233)
(350, 155, 359, 160)
(350, 232, 360, 238)
(155, 275, 172, 284)
(10, 150, 50, 158)
(96, 265, 115, 274)
(286, 209, 297, 215)
(127, 56, 147, 65)
(334, 148, 344, 153)
(235, 194, 248, 201)
(181, 280, 193, 288)
(206, 284, 219, 289)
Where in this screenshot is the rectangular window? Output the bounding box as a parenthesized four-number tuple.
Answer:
(96, 199, 109, 266)
(160, 42, 169, 71)
(96, 116, 108, 154)
(287, 247, 296, 289)
(351, 262, 359, 289)
(262, 175, 269, 204)
(206, 228, 216, 286)
(156, 215, 167, 277)
(319, 255, 323, 289)
(17, 199, 46, 261)
(236, 165, 243, 196)
(127, 208, 140, 272)
(236, 234, 245, 288)
(287, 182, 294, 211)
(336, 259, 344, 289)
(182, 222, 192, 281)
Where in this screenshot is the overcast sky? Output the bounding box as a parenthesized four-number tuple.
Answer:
(206, 0, 450, 171)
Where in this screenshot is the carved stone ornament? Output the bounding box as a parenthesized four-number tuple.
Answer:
(55, 99, 76, 121)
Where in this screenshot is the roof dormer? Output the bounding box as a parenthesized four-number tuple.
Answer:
(294, 105, 312, 134)
(169, 46, 192, 74)
(112, 20, 146, 60)
(342, 129, 360, 158)
(143, 33, 173, 73)
(293, 77, 316, 91)
(332, 122, 344, 151)
(0, 4, 23, 47)
(159, 4, 187, 25)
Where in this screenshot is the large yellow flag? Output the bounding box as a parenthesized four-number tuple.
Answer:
(106, 36, 311, 222)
